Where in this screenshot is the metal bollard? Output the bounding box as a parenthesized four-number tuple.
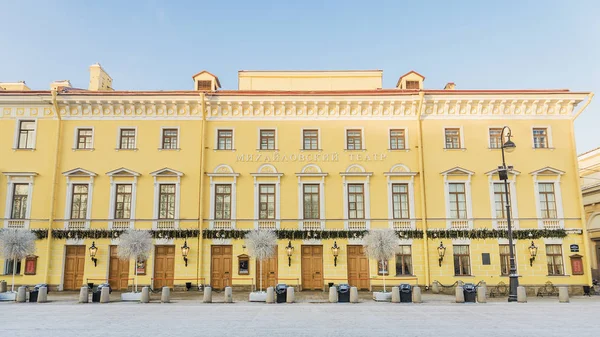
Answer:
(203, 286, 212, 303)
(391, 286, 400, 303)
(79, 286, 89, 303)
(161, 287, 170, 303)
(329, 286, 338, 303)
(37, 287, 48, 303)
(224, 287, 233, 303)
(455, 286, 465, 303)
(286, 286, 294, 303)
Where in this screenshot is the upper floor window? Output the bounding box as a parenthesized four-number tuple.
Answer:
(303, 129, 319, 150)
(197, 80, 212, 91)
(395, 245, 412, 275)
(70, 184, 89, 219)
(489, 128, 502, 149)
(538, 183, 557, 219)
(392, 183, 409, 219)
(390, 129, 406, 150)
(303, 184, 320, 219)
(76, 128, 93, 149)
(453, 245, 471, 276)
(533, 128, 548, 148)
(114, 184, 132, 219)
(448, 183, 467, 219)
(11, 184, 29, 219)
(214, 184, 232, 220)
(546, 244, 564, 275)
(348, 184, 365, 219)
(119, 129, 136, 150)
(158, 184, 176, 219)
(259, 184, 276, 220)
(346, 129, 363, 150)
(217, 130, 233, 150)
(493, 183, 509, 219)
(406, 81, 419, 89)
(445, 128, 461, 149)
(17, 120, 36, 149)
(161, 129, 178, 149)
(260, 130, 276, 150)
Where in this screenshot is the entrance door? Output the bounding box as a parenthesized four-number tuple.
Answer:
(256, 250, 278, 291)
(109, 246, 130, 290)
(211, 245, 232, 290)
(301, 245, 323, 290)
(154, 245, 175, 289)
(347, 245, 370, 290)
(64, 245, 86, 290)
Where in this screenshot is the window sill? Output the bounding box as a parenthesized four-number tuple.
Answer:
(443, 148, 467, 151)
(394, 274, 417, 278)
(547, 274, 570, 277)
(115, 148, 138, 151)
(533, 147, 556, 150)
(256, 149, 279, 152)
(299, 149, 322, 152)
(344, 149, 366, 152)
(487, 147, 502, 150)
(387, 148, 410, 152)
(213, 149, 237, 152)
(12, 148, 36, 151)
(72, 148, 95, 151)
(454, 275, 475, 277)
(158, 148, 181, 151)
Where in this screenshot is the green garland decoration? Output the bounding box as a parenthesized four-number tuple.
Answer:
(0, 229, 48, 240)
(51, 229, 201, 240)
(202, 229, 424, 240)
(426, 228, 568, 240)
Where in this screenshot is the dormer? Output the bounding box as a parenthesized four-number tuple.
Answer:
(396, 70, 425, 90)
(50, 80, 72, 91)
(192, 70, 221, 91)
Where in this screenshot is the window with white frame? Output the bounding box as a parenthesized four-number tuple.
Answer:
(114, 184, 133, 219)
(16, 120, 36, 149)
(453, 245, 471, 275)
(214, 184, 232, 220)
(161, 128, 179, 149)
(63, 168, 96, 228)
(346, 129, 363, 150)
(533, 128, 548, 149)
(208, 165, 238, 229)
(531, 167, 564, 228)
(538, 183, 557, 219)
(445, 128, 461, 149)
(489, 128, 502, 149)
(389, 129, 406, 150)
(546, 244, 564, 275)
(303, 129, 319, 150)
(150, 168, 182, 228)
(448, 183, 467, 219)
(4, 260, 21, 275)
(259, 129, 276, 150)
(158, 184, 176, 219)
(3, 173, 36, 228)
(391, 183, 410, 219)
(347, 184, 365, 219)
(217, 130, 233, 150)
(10, 184, 29, 219)
(119, 129, 136, 150)
(303, 184, 320, 219)
(76, 128, 93, 149)
(259, 184, 276, 220)
(70, 184, 89, 219)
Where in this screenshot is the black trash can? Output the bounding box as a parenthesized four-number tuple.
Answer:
(29, 289, 38, 303)
(275, 284, 287, 303)
(338, 284, 350, 302)
(463, 283, 477, 303)
(399, 284, 412, 303)
(92, 283, 112, 302)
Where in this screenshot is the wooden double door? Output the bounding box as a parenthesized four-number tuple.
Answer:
(211, 245, 232, 290)
(347, 245, 370, 290)
(64, 245, 86, 290)
(109, 246, 130, 290)
(154, 245, 175, 289)
(256, 253, 278, 291)
(301, 245, 323, 290)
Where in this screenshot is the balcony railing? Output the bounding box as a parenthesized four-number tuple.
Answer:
(450, 220, 470, 230)
(156, 220, 175, 230)
(301, 220, 323, 230)
(258, 220, 277, 230)
(348, 220, 367, 230)
(112, 220, 131, 230)
(67, 220, 86, 230)
(6, 220, 25, 229)
(496, 220, 508, 230)
(542, 219, 561, 229)
(213, 220, 233, 230)
(392, 220, 412, 230)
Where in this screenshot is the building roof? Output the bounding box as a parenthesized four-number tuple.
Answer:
(191, 70, 221, 88)
(396, 70, 425, 87)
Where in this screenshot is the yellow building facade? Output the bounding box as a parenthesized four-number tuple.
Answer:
(0, 65, 594, 294)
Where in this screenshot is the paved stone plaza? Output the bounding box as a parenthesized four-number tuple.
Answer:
(0, 292, 598, 336)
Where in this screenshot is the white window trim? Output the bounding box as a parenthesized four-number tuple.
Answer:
(442, 168, 474, 229)
(116, 126, 138, 150)
(451, 240, 472, 275)
(257, 127, 278, 150)
(300, 127, 321, 150)
(296, 165, 327, 230)
(385, 169, 417, 230)
(208, 165, 239, 229)
(531, 125, 553, 149)
(107, 170, 139, 229)
(214, 127, 235, 151)
(344, 127, 366, 150)
(3, 173, 37, 229)
(73, 126, 95, 150)
(12, 119, 38, 150)
(341, 164, 372, 229)
(64, 179, 94, 229)
(152, 179, 181, 229)
(487, 126, 503, 149)
(543, 239, 566, 275)
(443, 126, 465, 149)
(533, 175, 564, 229)
(251, 164, 283, 229)
(487, 170, 520, 229)
(159, 126, 181, 150)
(388, 127, 409, 150)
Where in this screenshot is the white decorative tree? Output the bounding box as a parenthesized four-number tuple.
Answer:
(117, 230, 152, 293)
(363, 229, 398, 293)
(245, 230, 277, 292)
(0, 229, 36, 292)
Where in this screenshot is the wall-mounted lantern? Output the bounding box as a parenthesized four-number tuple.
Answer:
(528, 241, 538, 266)
(331, 241, 340, 267)
(437, 242, 446, 267)
(285, 241, 294, 267)
(181, 240, 190, 267)
(89, 242, 98, 267)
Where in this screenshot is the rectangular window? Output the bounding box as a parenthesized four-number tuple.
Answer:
(76, 129, 93, 149)
(348, 184, 365, 219)
(119, 129, 136, 149)
(11, 183, 29, 219)
(114, 184, 132, 219)
(499, 244, 515, 276)
(539, 183, 557, 219)
(453, 245, 471, 276)
(260, 130, 276, 150)
(493, 183, 509, 219)
(259, 184, 276, 220)
(448, 183, 467, 219)
(162, 129, 178, 149)
(489, 128, 502, 149)
(392, 183, 409, 219)
(197, 80, 212, 90)
(546, 244, 564, 275)
(303, 130, 319, 150)
(4, 260, 21, 275)
(406, 81, 419, 89)
(70, 184, 89, 219)
(395, 245, 412, 275)
(390, 129, 406, 150)
(17, 120, 35, 149)
(533, 128, 548, 148)
(217, 130, 233, 150)
(303, 184, 320, 219)
(346, 129, 363, 150)
(445, 128, 461, 149)
(214, 184, 232, 220)
(158, 184, 176, 219)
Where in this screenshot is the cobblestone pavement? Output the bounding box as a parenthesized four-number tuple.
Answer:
(1, 292, 598, 336)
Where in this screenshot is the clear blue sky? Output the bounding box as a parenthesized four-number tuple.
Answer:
(1, 0, 598, 152)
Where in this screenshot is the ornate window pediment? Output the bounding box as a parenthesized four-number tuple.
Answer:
(529, 167, 565, 176)
(106, 167, 141, 177)
(440, 166, 474, 176)
(251, 164, 283, 177)
(150, 167, 184, 177)
(62, 168, 97, 177)
(296, 164, 328, 177)
(340, 164, 373, 177)
(384, 164, 418, 177)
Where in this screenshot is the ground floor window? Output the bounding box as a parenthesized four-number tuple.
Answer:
(453, 245, 471, 276)
(395, 245, 412, 275)
(4, 259, 21, 275)
(546, 244, 564, 275)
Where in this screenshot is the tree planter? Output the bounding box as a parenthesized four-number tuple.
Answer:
(0, 292, 17, 301)
(121, 292, 143, 301)
(373, 291, 392, 302)
(249, 291, 268, 302)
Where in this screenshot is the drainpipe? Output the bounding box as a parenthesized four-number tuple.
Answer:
(196, 93, 208, 286)
(570, 92, 594, 285)
(44, 89, 63, 284)
(415, 91, 431, 287)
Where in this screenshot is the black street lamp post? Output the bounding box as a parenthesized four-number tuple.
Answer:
(499, 126, 518, 302)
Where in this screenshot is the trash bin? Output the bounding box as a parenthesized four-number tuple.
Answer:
(338, 284, 350, 302)
(463, 283, 477, 303)
(29, 283, 48, 303)
(92, 283, 112, 302)
(399, 284, 412, 303)
(276, 284, 288, 303)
